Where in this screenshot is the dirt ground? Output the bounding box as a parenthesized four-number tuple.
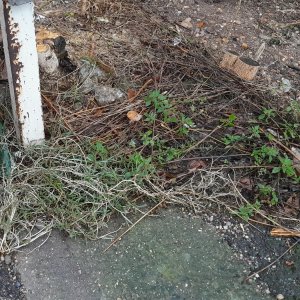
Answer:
(145, 0, 300, 87)
(36, 0, 300, 86)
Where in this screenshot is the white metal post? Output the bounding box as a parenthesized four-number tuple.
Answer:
(0, 0, 44, 145)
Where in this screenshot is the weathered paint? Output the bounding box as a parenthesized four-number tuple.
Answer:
(0, 0, 45, 145)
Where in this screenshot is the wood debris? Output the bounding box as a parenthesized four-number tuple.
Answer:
(220, 51, 259, 81)
(270, 228, 300, 238)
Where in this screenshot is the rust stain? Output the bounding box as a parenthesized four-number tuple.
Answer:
(3, 0, 24, 139)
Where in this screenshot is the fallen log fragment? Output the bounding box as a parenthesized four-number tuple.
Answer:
(37, 44, 59, 74)
(220, 50, 239, 70)
(234, 57, 259, 81)
(220, 51, 259, 81)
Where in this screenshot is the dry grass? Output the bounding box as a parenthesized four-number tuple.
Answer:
(0, 131, 298, 253)
(0, 134, 241, 253)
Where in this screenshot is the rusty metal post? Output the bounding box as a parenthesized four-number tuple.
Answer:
(0, 0, 45, 145)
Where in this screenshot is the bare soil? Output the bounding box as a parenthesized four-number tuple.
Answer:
(145, 0, 300, 87)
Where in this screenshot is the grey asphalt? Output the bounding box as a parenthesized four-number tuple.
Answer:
(16, 210, 271, 300)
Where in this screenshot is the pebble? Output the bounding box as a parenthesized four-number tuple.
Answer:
(241, 42, 249, 49)
(180, 17, 193, 29)
(225, 221, 232, 227)
(4, 255, 11, 265)
(276, 294, 284, 300)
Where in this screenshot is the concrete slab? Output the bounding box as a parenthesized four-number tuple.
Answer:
(17, 211, 272, 300)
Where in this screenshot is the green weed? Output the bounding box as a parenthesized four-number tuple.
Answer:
(125, 152, 156, 179)
(249, 125, 261, 139)
(235, 200, 261, 221)
(222, 134, 244, 145)
(258, 107, 275, 122)
(251, 145, 279, 164)
(257, 184, 278, 206)
(272, 155, 297, 178)
(286, 100, 300, 121)
(220, 114, 237, 127)
(144, 90, 194, 136)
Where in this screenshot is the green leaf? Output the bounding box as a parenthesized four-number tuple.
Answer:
(272, 166, 281, 174)
(279, 156, 296, 177)
(94, 141, 108, 157)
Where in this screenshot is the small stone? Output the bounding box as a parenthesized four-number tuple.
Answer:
(94, 86, 124, 105)
(225, 221, 232, 227)
(96, 17, 109, 23)
(79, 60, 106, 94)
(276, 294, 284, 300)
(0, 256, 4, 262)
(222, 37, 229, 44)
(180, 17, 193, 29)
(241, 43, 249, 49)
(4, 255, 11, 265)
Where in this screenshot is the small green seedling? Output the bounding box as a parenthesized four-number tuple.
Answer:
(252, 145, 279, 165)
(258, 108, 275, 122)
(141, 130, 155, 146)
(257, 184, 278, 206)
(235, 200, 261, 221)
(178, 114, 195, 135)
(272, 156, 297, 178)
(250, 125, 261, 139)
(145, 90, 172, 113)
(220, 114, 237, 127)
(222, 134, 243, 145)
(87, 141, 108, 163)
(144, 112, 157, 124)
(125, 152, 155, 179)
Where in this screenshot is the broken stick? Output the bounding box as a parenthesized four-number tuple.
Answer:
(270, 228, 300, 238)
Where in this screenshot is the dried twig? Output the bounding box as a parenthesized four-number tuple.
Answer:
(128, 78, 153, 102)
